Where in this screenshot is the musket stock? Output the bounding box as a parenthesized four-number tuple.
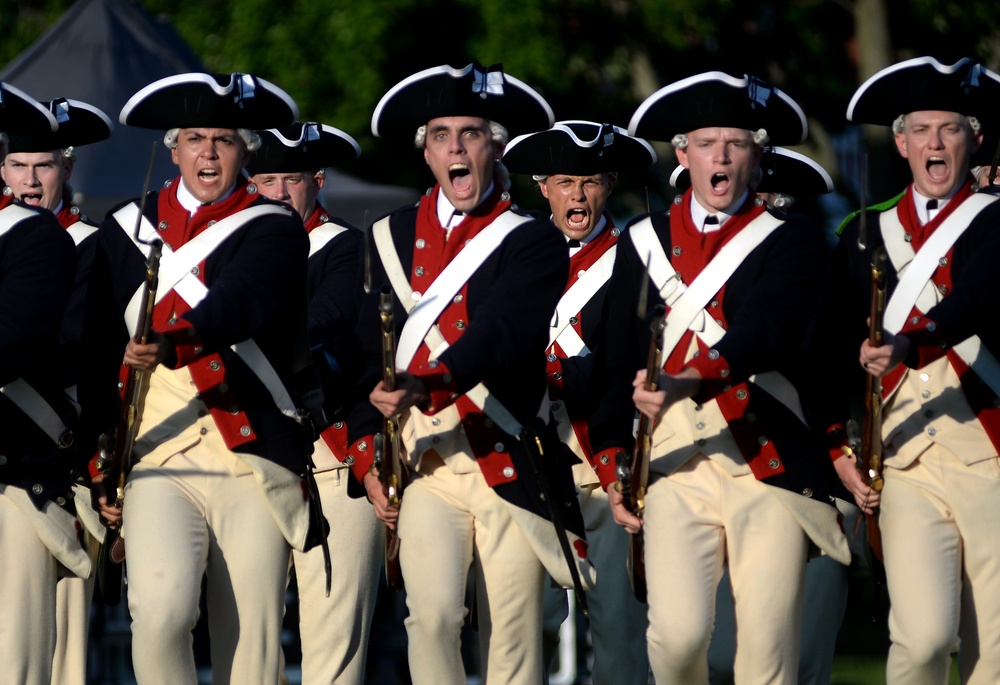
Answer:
(95, 143, 160, 606)
(621, 303, 666, 603)
(861, 247, 887, 562)
(377, 286, 406, 590)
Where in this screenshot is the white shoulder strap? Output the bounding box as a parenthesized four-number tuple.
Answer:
(883, 193, 998, 333)
(119, 204, 290, 334)
(66, 222, 97, 247)
(393, 211, 531, 370)
(881, 194, 1000, 397)
(658, 211, 783, 367)
(548, 244, 617, 356)
(0, 204, 38, 240)
(116, 202, 299, 418)
(372, 212, 532, 438)
(630, 211, 805, 423)
(308, 223, 349, 258)
(1, 379, 71, 446)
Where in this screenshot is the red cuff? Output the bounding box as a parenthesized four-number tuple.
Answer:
(162, 318, 207, 368)
(414, 359, 460, 414)
(87, 453, 102, 480)
(686, 347, 733, 401)
(899, 316, 948, 368)
(825, 423, 851, 464)
(346, 434, 376, 484)
(592, 447, 628, 490)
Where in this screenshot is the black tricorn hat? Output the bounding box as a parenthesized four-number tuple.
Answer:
(503, 120, 657, 176)
(629, 71, 807, 146)
(120, 72, 298, 131)
(0, 82, 58, 135)
(371, 63, 554, 140)
(247, 122, 361, 176)
(847, 57, 1000, 126)
(670, 147, 833, 196)
(6, 98, 113, 153)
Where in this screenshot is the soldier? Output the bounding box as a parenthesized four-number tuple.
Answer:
(672, 147, 865, 685)
(846, 56, 1000, 684)
(598, 72, 851, 684)
(249, 122, 383, 685)
(0, 82, 88, 685)
(347, 63, 595, 684)
(502, 120, 654, 685)
(1, 96, 113, 685)
(78, 72, 322, 685)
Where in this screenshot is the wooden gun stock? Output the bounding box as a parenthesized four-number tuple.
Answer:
(861, 247, 887, 562)
(620, 304, 666, 603)
(95, 239, 162, 606)
(376, 286, 407, 590)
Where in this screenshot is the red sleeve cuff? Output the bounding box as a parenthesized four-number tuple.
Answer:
(592, 447, 628, 490)
(346, 435, 376, 484)
(686, 347, 733, 401)
(162, 318, 206, 368)
(899, 316, 948, 368)
(825, 424, 851, 463)
(413, 359, 460, 414)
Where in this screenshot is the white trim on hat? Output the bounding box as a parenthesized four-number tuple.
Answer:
(847, 56, 975, 123)
(119, 72, 299, 126)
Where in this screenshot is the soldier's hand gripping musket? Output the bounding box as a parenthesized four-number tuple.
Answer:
(374, 285, 407, 590)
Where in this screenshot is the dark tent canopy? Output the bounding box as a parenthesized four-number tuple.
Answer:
(1, 0, 419, 225)
(0, 0, 205, 218)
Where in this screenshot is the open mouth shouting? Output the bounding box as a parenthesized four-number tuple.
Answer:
(925, 156, 948, 183)
(448, 163, 474, 199)
(710, 172, 731, 196)
(566, 208, 591, 231)
(19, 192, 44, 206)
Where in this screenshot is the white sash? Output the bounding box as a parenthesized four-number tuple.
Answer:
(548, 245, 616, 357)
(115, 202, 300, 418)
(0, 379, 71, 446)
(881, 194, 1000, 397)
(66, 222, 97, 247)
(308, 222, 349, 258)
(117, 203, 289, 333)
(630, 213, 806, 423)
(373, 211, 534, 437)
(0, 204, 36, 239)
(379, 212, 532, 369)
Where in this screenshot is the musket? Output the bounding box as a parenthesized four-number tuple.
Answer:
(618, 293, 666, 603)
(94, 142, 160, 606)
(374, 285, 407, 590)
(860, 246, 887, 562)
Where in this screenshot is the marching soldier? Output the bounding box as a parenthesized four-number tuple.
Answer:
(78, 72, 323, 684)
(1, 96, 113, 685)
(347, 63, 594, 684)
(672, 147, 865, 685)
(502, 120, 654, 685)
(0, 82, 88, 685)
(249, 122, 383, 685)
(598, 71, 851, 684)
(846, 56, 1000, 684)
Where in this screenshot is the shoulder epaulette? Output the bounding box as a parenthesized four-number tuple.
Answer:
(835, 190, 906, 235)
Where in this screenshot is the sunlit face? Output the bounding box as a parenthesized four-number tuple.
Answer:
(895, 111, 982, 200)
(675, 127, 761, 213)
(252, 171, 323, 222)
(539, 173, 615, 242)
(170, 128, 250, 204)
(423, 116, 499, 212)
(1, 150, 71, 212)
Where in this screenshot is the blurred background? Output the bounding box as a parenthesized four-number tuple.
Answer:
(2, 0, 993, 682)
